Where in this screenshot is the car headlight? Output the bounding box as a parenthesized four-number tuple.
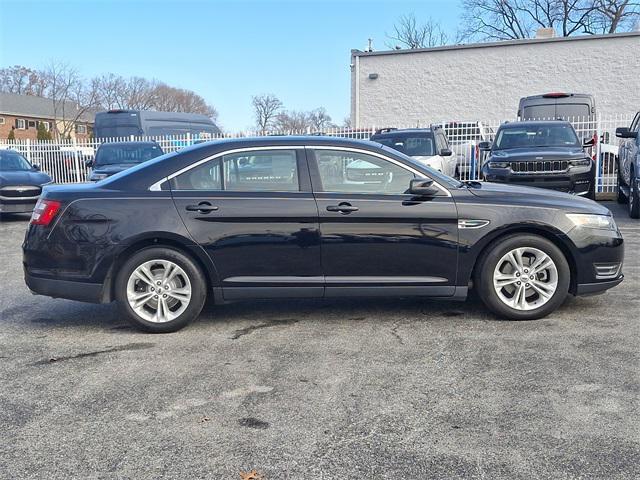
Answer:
(488, 161, 509, 168)
(570, 158, 592, 167)
(566, 213, 617, 231)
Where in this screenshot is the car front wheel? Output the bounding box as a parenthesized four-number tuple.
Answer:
(475, 235, 570, 320)
(115, 247, 207, 333)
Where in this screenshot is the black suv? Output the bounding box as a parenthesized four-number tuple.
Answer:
(481, 121, 595, 199)
(23, 136, 623, 332)
(87, 141, 164, 181)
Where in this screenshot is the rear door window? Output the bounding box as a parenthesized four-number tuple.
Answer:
(171, 149, 300, 192)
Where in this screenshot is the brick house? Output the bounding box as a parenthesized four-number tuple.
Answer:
(0, 92, 94, 141)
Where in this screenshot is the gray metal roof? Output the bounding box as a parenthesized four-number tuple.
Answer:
(0, 92, 94, 123)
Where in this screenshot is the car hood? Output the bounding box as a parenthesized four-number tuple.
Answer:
(465, 181, 610, 215)
(92, 163, 140, 175)
(0, 170, 52, 186)
(489, 147, 587, 161)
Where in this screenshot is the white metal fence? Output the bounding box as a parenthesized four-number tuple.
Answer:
(1, 114, 632, 196)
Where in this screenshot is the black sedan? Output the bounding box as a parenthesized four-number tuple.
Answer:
(480, 121, 596, 199)
(0, 149, 52, 215)
(23, 137, 623, 332)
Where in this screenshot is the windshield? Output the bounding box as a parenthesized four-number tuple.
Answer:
(373, 134, 436, 157)
(494, 124, 580, 150)
(0, 150, 33, 171)
(95, 144, 163, 166)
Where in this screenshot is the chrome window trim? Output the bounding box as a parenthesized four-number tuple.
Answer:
(148, 144, 452, 197)
(149, 145, 304, 191)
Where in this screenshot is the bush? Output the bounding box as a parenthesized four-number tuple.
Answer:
(7, 128, 15, 140)
(36, 122, 52, 141)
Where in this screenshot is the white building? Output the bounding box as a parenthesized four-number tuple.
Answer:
(350, 32, 640, 128)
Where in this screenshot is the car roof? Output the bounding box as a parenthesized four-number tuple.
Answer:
(371, 128, 433, 137)
(498, 120, 573, 129)
(180, 135, 383, 151)
(97, 141, 160, 147)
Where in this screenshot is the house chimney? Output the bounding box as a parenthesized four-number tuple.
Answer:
(536, 28, 556, 39)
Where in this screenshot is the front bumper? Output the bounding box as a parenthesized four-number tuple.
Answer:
(0, 198, 38, 213)
(483, 167, 593, 194)
(576, 276, 624, 296)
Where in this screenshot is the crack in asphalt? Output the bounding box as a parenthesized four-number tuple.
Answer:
(30, 342, 155, 366)
(390, 322, 404, 345)
(230, 318, 298, 340)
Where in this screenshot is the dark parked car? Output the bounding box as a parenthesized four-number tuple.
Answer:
(88, 141, 164, 181)
(615, 112, 640, 218)
(24, 137, 623, 332)
(0, 149, 52, 215)
(480, 121, 596, 199)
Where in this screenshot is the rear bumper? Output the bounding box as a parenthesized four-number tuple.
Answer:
(24, 270, 106, 304)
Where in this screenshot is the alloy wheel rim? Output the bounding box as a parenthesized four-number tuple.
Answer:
(493, 247, 558, 311)
(126, 259, 192, 323)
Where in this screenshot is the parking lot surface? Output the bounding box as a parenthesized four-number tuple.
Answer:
(1, 202, 639, 479)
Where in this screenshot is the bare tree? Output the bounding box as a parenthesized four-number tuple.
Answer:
(251, 94, 283, 133)
(592, 0, 640, 33)
(460, 0, 639, 41)
(274, 110, 311, 132)
(0, 65, 49, 95)
(43, 62, 99, 140)
(308, 107, 334, 131)
(387, 13, 449, 49)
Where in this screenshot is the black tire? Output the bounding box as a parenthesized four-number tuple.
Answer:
(475, 234, 570, 320)
(630, 168, 640, 219)
(115, 247, 207, 333)
(585, 164, 597, 200)
(617, 168, 627, 204)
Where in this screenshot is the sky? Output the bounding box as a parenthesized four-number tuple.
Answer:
(0, 0, 462, 131)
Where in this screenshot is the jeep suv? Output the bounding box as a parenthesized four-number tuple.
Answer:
(481, 121, 596, 199)
(615, 112, 640, 218)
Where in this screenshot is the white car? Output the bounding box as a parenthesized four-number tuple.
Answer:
(369, 127, 458, 177)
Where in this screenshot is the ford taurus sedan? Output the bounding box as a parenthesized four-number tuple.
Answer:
(23, 137, 624, 332)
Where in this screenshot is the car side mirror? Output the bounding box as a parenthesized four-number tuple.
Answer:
(583, 137, 596, 147)
(478, 141, 491, 151)
(615, 127, 637, 139)
(32, 163, 40, 171)
(440, 148, 453, 157)
(409, 178, 439, 196)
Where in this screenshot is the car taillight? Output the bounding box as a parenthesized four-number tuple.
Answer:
(30, 199, 62, 226)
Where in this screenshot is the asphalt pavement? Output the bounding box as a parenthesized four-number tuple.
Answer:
(1, 202, 638, 479)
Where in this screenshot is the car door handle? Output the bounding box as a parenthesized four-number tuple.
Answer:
(185, 202, 219, 213)
(326, 203, 359, 213)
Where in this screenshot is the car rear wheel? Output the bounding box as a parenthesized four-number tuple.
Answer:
(475, 235, 570, 320)
(115, 247, 207, 333)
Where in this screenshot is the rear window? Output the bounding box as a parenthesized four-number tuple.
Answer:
(522, 103, 590, 121)
(372, 134, 436, 157)
(95, 144, 164, 166)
